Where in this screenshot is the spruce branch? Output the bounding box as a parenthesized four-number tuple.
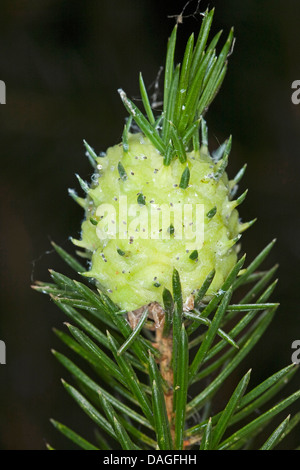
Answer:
(33, 8, 300, 451)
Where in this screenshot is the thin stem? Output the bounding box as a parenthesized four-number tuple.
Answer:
(153, 311, 175, 442)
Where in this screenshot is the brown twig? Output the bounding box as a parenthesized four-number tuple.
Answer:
(128, 302, 175, 440)
(155, 317, 174, 440)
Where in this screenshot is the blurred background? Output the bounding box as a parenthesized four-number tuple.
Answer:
(0, 0, 300, 450)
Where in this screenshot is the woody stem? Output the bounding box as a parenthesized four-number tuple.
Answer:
(155, 318, 175, 442)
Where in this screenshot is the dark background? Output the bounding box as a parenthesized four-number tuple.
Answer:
(0, 0, 300, 450)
